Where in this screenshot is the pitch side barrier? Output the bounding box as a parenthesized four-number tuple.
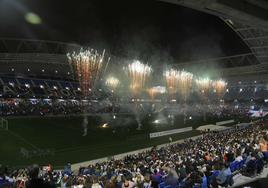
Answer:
(215, 119, 235, 126)
(149, 127, 193, 138)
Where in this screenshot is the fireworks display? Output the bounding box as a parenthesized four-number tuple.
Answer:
(67, 48, 228, 105)
(124, 60, 152, 96)
(164, 69, 193, 101)
(67, 48, 108, 97)
(164, 69, 179, 95)
(195, 77, 212, 96)
(177, 70, 193, 102)
(213, 79, 227, 97)
(106, 76, 120, 91)
(147, 86, 166, 99)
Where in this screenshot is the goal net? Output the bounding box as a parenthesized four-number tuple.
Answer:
(0, 118, 8, 131)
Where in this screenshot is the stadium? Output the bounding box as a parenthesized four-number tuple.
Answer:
(0, 0, 268, 188)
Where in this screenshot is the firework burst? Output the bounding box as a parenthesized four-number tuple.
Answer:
(177, 70, 193, 102)
(147, 86, 166, 99)
(124, 60, 152, 97)
(164, 68, 179, 95)
(67, 48, 109, 97)
(213, 79, 227, 97)
(195, 77, 212, 96)
(106, 76, 120, 91)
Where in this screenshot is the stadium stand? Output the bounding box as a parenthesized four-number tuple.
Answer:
(0, 120, 268, 188)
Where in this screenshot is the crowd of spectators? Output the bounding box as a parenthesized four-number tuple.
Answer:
(1, 120, 268, 188)
(0, 99, 120, 116)
(0, 98, 257, 118)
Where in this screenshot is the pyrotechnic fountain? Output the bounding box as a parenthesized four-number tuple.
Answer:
(67, 48, 110, 136)
(147, 86, 166, 100)
(106, 76, 120, 114)
(124, 60, 152, 129)
(106, 76, 120, 93)
(164, 68, 179, 100)
(177, 70, 193, 124)
(177, 70, 193, 103)
(195, 77, 212, 121)
(213, 79, 227, 100)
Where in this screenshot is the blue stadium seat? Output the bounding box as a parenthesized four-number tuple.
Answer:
(164, 185, 172, 188)
(230, 161, 240, 172)
(201, 175, 208, 188)
(212, 170, 220, 177)
(159, 182, 166, 188)
(263, 151, 268, 159)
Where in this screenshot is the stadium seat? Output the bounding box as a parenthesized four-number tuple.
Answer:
(263, 151, 268, 159)
(212, 170, 220, 177)
(230, 161, 239, 172)
(164, 185, 172, 188)
(159, 182, 166, 188)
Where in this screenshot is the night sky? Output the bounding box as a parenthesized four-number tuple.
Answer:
(0, 0, 250, 63)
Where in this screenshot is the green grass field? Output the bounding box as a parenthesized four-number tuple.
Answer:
(0, 114, 241, 168)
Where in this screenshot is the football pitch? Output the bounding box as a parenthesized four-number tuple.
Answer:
(0, 114, 239, 168)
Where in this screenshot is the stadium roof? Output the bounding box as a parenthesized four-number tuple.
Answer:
(160, 0, 268, 75)
(0, 0, 267, 77)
